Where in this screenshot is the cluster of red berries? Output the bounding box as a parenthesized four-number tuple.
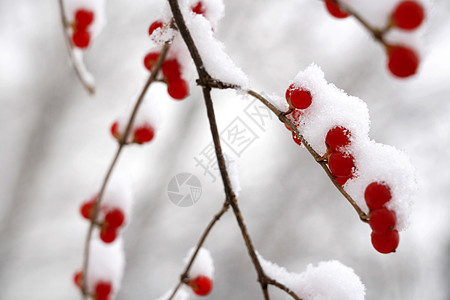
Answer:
(110, 121, 155, 144)
(188, 276, 213, 296)
(365, 182, 399, 254)
(323, 0, 425, 78)
(284, 84, 312, 145)
(72, 9, 95, 49)
(80, 195, 126, 243)
(74, 271, 113, 300)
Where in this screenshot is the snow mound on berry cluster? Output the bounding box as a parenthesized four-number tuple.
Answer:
(184, 247, 214, 279)
(290, 64, 416, 231)
(156, 289, 190, 300)
(258, 254, 365, 300)
(115, 85, 162, 142)
(98, 172, 134, 224)
(63, 0, 106, 38)
(87, 237, 125, 295)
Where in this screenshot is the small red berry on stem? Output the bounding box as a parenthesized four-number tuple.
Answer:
(371, 230, 400, 254)
(285, 84, 312, 110)
(328, 152, 355, 177)
(387, 45, 419, 78)
(189, 276, 213, 296)
(292, 132, 302, 145)
(335, 174, 353, 186)
(80, 199, 95, 220)
(392, 1, 424, 30)
(369, 208, 396, 233)
(143, 52, 161, 72)
(95, 281, 112, 300)
(364, 181, 392, 210)
(162, 59, 182, 81)
(72, 30, 91, 49)
(324, 0, 349, 19)
(167, 78, 189, 100)
(75, 9, 94, 30)
(105, 209, 125, 228)
(100, 226, 118, 243)
(110, 121, 120, 139)
(73, 271, 83, 288)
(326, 126, 351, 151)
(133, 125, 155, 144)
(192, 2, 206, 15)
(148, 20, 164, 36)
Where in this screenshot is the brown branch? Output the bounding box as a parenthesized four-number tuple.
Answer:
(58, 0, 96, 95)
(167, 1, 270, 299)
(167, 201, 230, 300)
(80, 42, 172, 298)
(201, 79, 369, 222)
(266, 278, 302, 300)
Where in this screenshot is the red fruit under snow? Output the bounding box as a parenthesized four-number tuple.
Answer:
(95, 281, 112, 300)
(105, 209, 125, 228)
(285, 84, 312, 110)
(162, 59, 182, 81)
(190, 276, 213, 296)
(392, 1, 424, 30)
(75, 9, 94, 30)
(369, 208, 396, 233)
(328, 152, 355, 177)
(324, 0, 349, 19)
(80, 200, 95, 220)
(326, 126, 351, 151)
(292, 132, 302, 145)
(110, 121, 119, 139)
(143, 52, 161, 72)
(335, 174, 353, 186)
(72, 30, 91, 49)
(192, 2, 206, 15)
(73, 271, 83, 288)
(133, 125, 155, 144)
(364, 181, 392, 210)
(167, 78, 189, 100)
(387, 45, 419, 78)
(148, 20, 164, 36)
(100, 226, 118, 243)
(371, 230, 399, 254)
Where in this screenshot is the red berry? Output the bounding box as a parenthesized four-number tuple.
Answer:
(192, 2, 206, 15)
(148, 20, 164, 36)
(371, 230, 400, 254)
(387, 45, 419, 78)
(80, 200, 95, 220)
(133, 124, 155, 144)
(72, 30, 91, 49)
(189, 276, 213, 296)
(75, 9, 94, 30)
(324, 0, 349, 19)
(328, 152, 355, 177)
(369, 208, 396, 233)
(100, 226, 118, 243)
(73, 271, 83, 288)
(285, 84, 312, 110)
(392, 1, 424, 30)
(162, 59, 182, 81)
(105, 209, 125, 228)
(95, 281, 112, 300)
(335, 174, 353, 186)
(143, 52, 160, 72)
(292, 132, 302, 145)
(110, 121, 119, 139)
(167, 78, 189, 100)
(326, 126, 351, 151)
(364, 182, 392, 210)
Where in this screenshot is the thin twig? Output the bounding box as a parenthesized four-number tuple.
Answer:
(167, 0, 270, 299)
(58, 0, 96, 94)
(167, 202, 230, 300)
(80, 42, 172, 298)
(266, 278, 302, 300)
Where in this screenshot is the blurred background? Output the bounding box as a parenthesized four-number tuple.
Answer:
(1, 0, 449, 299)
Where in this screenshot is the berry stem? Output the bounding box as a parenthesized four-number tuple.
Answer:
(57, 0, 96, 94)
(79, 41, 172, 298)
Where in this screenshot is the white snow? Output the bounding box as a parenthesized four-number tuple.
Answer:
(156, 288, 190, 300)
(184, 247, 214, 279)
(86, 237, 125, 296)
(224, 152, 241, 197)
